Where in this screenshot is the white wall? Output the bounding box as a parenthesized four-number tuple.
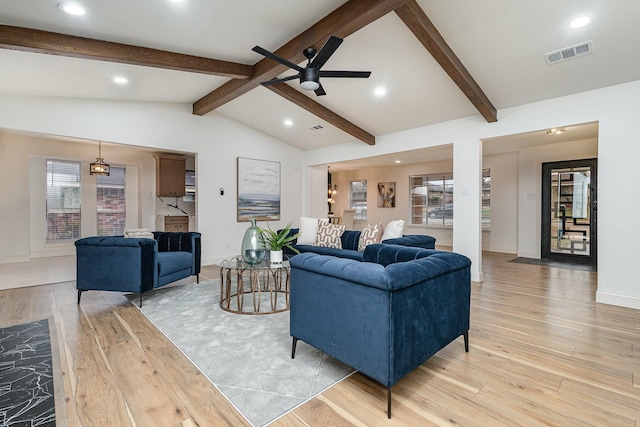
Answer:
(0, 95, 305, 264)
(331, 158, 455, 247)
(482, 152, 518, 254)
(305, 80, 640, 309)
(0, 132, 158, 262)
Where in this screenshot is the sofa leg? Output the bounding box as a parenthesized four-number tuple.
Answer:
(197, 273, 200, 284)
(139, 294, 143, 308)
(387, 387, 392, 419)
(291, 337, 298, 359)
(77, 290, 83, 304)
(463, 331, 469, 352)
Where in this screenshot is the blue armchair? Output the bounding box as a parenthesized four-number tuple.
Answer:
(289, 244, 471, 418)
(75, 231, 201, 306)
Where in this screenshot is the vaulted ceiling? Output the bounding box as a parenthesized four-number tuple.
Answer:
(1, 1, 639, 151)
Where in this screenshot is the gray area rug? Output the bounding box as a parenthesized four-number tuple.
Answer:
(128, 280, 354, 427)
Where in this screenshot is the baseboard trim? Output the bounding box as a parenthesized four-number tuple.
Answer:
(0, 255, 31, 265)
(596, 291, 640, 310)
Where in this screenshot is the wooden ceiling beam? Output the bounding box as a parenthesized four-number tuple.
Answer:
(193, 0, 411, 116)
(267, 84, 375, 145)
(0, 24, 253, 79)
(394, 1, 497, 122)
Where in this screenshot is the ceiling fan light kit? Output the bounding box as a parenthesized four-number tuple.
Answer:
(252, 35, 371, 96)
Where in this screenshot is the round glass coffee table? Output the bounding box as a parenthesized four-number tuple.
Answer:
(213, 256, 290, 315)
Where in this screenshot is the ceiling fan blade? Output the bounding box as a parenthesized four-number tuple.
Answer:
(310, 36, 343, 69)
(260, 75, 300, 86)
(319, 70, 372, 78)
(314, 84, 327, 96)
(252, 46, 303, 72)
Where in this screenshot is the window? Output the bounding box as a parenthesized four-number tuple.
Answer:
(350, 180, 367, 221)
(46, 160, 81, 241)
(410, 174, 453, 227)
(97, 166, 126, 235)
(482, 169, 491, 230)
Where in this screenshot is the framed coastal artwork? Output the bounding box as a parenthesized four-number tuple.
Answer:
(377, 182, 396, 208)
(237, 157, 281, 222)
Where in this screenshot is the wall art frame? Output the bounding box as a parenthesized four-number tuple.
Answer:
(237, 157, 281, 222)
(377, 182, 396, 208)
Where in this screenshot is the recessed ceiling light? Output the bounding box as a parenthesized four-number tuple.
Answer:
(570, 16, 592, 29)
(113, 76, 129, 85)
(58, 2, 86, 16)
(394, 160, 401, 164)
(374, 86, 387, 98)
(283, 119, 293, 127)
(168, 0, 186, 2)
(547, 128, 565, 135)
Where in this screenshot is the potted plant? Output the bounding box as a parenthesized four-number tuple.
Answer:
(258, 222, 300, 264)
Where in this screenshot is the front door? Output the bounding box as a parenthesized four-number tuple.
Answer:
(541, 159, 597, 265)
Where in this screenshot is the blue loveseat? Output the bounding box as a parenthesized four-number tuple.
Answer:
(75, 231, 201, 306)
(289, 243, 471, 418)
(283, 228, 436, 261)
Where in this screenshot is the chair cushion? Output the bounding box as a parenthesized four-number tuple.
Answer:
(157, 251, 192, 277)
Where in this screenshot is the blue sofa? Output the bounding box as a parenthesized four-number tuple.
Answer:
(75, 231, 201, 306)
(283, 228, 436, 261)
(289, 243, 471, 418)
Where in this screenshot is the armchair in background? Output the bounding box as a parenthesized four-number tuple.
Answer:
(75, 231, 201, 307)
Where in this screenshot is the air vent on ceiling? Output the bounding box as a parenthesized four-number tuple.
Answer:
(309, 124, 325, 131)
(544, 41, 593, 65)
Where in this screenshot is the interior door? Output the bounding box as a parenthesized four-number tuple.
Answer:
(541, 159, 597, 265)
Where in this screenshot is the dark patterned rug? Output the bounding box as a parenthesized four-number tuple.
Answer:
(0, 319, 55, 426)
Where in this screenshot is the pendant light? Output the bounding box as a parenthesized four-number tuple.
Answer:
(90, 141, 111, 176)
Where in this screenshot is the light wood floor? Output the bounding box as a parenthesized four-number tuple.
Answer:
(1, 252, 639, 426)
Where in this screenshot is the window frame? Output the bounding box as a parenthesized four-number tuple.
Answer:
(96, 165, 126, 236)
(349, 180, 367, 221)
(409, 173, 454, 228)
(482, 168, 491, 230)
(46, 159, 81, 242)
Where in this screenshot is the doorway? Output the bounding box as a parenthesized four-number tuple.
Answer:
(541, 159, 597, 265)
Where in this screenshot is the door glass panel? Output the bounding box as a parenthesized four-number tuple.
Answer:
(549, 167, 591, 256)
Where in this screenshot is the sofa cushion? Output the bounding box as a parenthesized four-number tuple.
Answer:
(381, 220, 405, 241)
(315, 222, 345, 248)
(341, 230, 361, 251)
(382, 234, 436, 249)
(364, 243, 438, 266)
(298, 217, 328, 245)
(358, 222, 383, 251)
(157, 251, 192, 277)
(293, 245, 364, 261)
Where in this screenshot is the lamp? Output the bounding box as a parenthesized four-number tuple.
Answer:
(90, 141, 111, 176)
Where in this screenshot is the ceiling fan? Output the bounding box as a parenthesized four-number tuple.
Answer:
(252, 35, 371, 96)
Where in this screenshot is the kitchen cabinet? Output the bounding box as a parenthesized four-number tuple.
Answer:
(155, 154, 185, 197)
(164, 216, 189, 232)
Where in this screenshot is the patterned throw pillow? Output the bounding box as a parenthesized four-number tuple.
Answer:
(315, 221, 346, 248)
(358, 222, 383, 251)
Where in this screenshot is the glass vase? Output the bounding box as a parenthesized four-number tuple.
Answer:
(241, 219, 266, 264)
